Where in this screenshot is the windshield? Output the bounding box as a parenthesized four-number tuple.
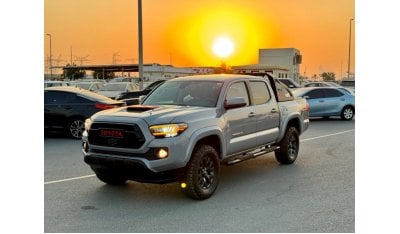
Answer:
(143, 80, 223, 107)
(100, 83, 127, 91)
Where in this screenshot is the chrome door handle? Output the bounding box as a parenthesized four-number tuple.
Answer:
(248, 112, 255, 117)
(271, 108, 278, 113)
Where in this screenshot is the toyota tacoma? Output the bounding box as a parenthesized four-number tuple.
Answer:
(83, 74, 309, 199)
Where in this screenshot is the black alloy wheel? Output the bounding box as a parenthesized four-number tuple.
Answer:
(275, 126, 299, 164)
(182, 144, 220, 200)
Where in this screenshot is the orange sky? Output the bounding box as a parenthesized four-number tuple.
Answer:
(44, 0, 355, 79)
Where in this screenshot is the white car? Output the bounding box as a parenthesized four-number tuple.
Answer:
(97, 82, 139, 99)
(70, 81, 104, 92)
(44, 81, 70, 88)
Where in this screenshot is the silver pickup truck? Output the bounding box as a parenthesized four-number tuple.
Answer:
(83, 74, 309, 199)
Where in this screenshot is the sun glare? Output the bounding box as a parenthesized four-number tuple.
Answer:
(212, 36, 235, 58)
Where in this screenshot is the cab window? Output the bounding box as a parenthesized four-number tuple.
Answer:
(225, 82, 250, 106)
(249, 81, 271, 105)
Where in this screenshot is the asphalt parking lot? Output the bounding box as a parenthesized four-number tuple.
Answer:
(44, 118, 355, 232)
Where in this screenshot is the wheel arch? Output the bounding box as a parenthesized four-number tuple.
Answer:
(185, 127, 224, 163)
(278, 117, 301, 142)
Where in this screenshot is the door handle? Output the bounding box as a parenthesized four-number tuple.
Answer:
(271, 108, 278, 113)
(319, 100, 325, 103)
(248, 112, 255, 117)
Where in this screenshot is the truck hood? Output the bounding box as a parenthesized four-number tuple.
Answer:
(91, 104, 217, 126)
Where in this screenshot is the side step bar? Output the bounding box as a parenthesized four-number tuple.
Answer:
(222, 145, 280, 165)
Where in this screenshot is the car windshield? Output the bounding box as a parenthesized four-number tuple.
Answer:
(100, 83, 127, 91)
(143, 80, 223, 107)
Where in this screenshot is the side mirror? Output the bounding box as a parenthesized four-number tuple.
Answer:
(303, 96, 309, 99)
(289, 84, 295, 88)
(138, 95, 146, 104)
(224, 97, 247, 109)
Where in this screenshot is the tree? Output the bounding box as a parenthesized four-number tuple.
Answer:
(320, 72, 336, 81)
(62, 63, 85, 80)
(214, 62, 232, 74)
(92, 70, 115, 80)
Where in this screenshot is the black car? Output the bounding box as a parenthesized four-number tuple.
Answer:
(44, 86, 125, 139)
(115, 80, 166, 105)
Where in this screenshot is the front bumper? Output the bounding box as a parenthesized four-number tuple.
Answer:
(82, 119, 192, 183)
(84, 154, 184, 183)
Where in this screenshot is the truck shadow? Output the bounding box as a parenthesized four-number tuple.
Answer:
(83, 152, 302, 204)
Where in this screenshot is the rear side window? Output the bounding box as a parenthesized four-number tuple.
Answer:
(323, 89, 344, 98)
(44, 91, 76, 104)
(249, 81, 271, 105)
(305, 89, 324, 99)
(274, 81, 294, 102)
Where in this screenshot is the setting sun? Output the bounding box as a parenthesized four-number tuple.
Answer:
(212, 36, 235, 58)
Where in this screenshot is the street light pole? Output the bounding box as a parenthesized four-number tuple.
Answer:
(347, 18, 354, 80)
(138, 0, 144, 90)
(46, 33, 53, 79)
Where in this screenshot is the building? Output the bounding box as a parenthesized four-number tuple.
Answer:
(56, 63, 216, 81)
(232, 64, 289, 78)
(143, 64, 209, 81)
(232, 48, 302, 83)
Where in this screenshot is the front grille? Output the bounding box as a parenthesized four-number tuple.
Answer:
(88, 122, 145, 149)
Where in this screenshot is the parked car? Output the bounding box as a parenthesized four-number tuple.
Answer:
(45, 86, 125, 139)
(70, 81, 104, 92)
(340, 80, 355, 93)
(304, 81, 354, 94)
(44, 81, 70, 88)
(275, 78, 302, 89)
(108, 77, 138, 83)
(291, 87, 355, 120)
(115, 80, 166, 105)
(97, 82, 139, 99)
(303, 81, 339, 87)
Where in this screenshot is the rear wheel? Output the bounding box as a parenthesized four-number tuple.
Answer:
(275, 127, 299, 164)
(341, 106, 354, 120)
(181, 144, 220, 200)
(67, 118, 85, 139)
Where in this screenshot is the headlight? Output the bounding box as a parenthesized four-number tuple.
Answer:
(149, 123, 188, 138)
(84, 118, 93, 131)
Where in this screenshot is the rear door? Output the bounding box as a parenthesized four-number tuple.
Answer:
(248, 80, 280, 145)
(321, 88, 346, 114)
(44, 91, 76, 127)
(224, 81, 258, 155)
(304, 89, 325, 116)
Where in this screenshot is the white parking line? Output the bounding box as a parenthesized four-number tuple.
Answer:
(44, 129, 355, 185)
(44, 174, 95, 185)
(300, 129, 355, 142)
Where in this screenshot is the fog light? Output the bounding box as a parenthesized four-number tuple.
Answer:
(155, 148, 168, 159)
(180, 182, 187, 189)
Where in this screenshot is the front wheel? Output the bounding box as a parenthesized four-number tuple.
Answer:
(275, 127, 299, 164)
(181, 144, 220, 200)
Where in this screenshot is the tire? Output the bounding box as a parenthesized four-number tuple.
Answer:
(181, 144, 220, 200)
(67, 118, 85, 139)
(94, 170, 127, 185)
(341, 105, 354, 120)
(275, 126, 299, 164)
